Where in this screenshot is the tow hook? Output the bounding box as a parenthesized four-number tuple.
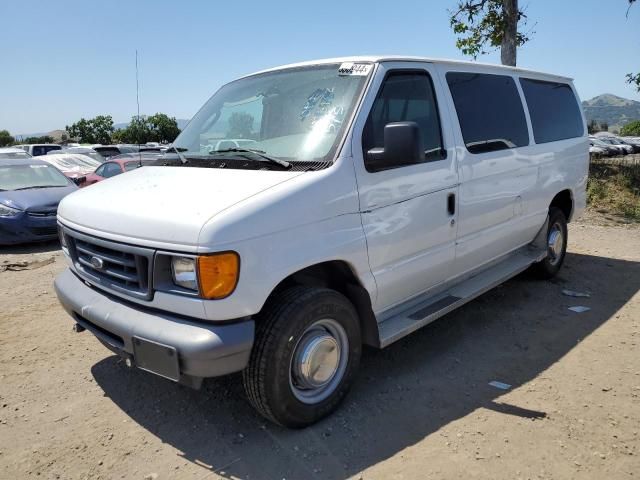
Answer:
(73, 323, 86, 333)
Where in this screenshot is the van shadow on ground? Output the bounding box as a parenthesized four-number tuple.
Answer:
(91, 252, 640, 479)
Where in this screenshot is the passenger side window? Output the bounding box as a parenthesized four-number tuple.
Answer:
(519, 78, 584, 143)
(363, 71, 445, 169)
(446, 72, 529, 154)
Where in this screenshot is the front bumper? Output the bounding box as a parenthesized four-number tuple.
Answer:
(0, 212, 58, 245)
(54, 268, 255, 384)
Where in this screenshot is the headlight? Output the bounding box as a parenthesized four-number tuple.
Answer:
(171, 256, 198, 291)
(0, 204, 22, 217)
(170, 252, 240, 299)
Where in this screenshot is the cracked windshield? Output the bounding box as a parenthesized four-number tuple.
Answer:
(172, 63, 371, 168)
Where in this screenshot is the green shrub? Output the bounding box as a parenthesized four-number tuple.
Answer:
(620, 120, 640, 137)
(587, 161, 640, 221)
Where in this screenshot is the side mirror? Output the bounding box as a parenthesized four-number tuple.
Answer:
(72, 176, 86, 186)
(366, 121, 425, 172)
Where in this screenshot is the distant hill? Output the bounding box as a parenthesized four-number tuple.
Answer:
(582, 94, 640, 131)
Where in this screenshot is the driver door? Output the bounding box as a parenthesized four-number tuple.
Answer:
(351, 62, 459, 313)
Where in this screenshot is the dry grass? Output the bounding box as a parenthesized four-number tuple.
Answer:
(587, 157, 640, 221)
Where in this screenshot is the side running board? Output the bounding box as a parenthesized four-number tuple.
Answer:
(377, 242, 547, 348)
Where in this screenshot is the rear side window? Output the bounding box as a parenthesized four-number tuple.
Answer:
(519, 78, 584, 143)
(96, 147, 121, 158)
(32, 145, 61, 156)
(446, 72, 529, 154)
(363, 70, 445, 166)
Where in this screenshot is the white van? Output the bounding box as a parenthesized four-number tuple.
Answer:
(55, 56, 588, 427)
(15, 143, 62, 156)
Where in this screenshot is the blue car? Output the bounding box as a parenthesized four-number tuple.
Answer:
(0, 158, 77, 245)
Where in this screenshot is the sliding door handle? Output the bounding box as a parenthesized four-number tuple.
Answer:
(447, 193, 456, 215)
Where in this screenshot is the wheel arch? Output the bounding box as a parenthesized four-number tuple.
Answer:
(261, 260, 380, 348)
(550, 189, 574, 222)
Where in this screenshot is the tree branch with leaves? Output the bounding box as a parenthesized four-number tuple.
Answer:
(449, 0, 531, 66)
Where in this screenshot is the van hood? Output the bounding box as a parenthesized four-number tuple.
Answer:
(58, 166, 303, 248)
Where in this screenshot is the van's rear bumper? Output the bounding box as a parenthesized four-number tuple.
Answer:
(54, 268, 254, 384)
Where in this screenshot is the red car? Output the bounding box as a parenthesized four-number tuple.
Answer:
(82, 153, 162, 187)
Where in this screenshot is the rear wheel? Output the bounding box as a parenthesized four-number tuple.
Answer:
(242, 286, 361, 428)
(532, 207, 568, 279)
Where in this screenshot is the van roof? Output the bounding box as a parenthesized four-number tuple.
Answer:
(246, 56, 573, 82)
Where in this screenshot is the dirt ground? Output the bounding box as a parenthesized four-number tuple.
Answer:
(1, 219, 639, 480)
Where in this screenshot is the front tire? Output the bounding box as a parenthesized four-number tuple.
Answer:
(532, 207, 568, 279)
(242, 286, 361, 428)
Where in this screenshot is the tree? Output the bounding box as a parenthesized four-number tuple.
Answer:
(227, 112, 254, 139)
(113, 113, 181, 144)
(66, 115, 114, 144)
(600, 122, 609, 132)
(147, 113, 181, 143)
(0, 130, 14, 147)
(587, 119, 600, 134)
(24, 135, 54, 144)
(620, 120, 640, 136)
(449, 0, 531, 66)
(627, 1, 639, 91)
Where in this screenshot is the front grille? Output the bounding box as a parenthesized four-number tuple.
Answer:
(64, 229, 153, 300)
(27, 211, 57, 218)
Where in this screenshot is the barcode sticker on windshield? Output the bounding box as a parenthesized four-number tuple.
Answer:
(338, 63, 372, 76)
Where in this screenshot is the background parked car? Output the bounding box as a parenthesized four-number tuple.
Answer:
(589, 143, 609, 158)
(598, 137, 634, 154)
(614, 137, 640, 153)
(81, 152, 162, 186)
(54, 146, 106, 162)
(0, 147, 33, 160)
(93, 144, 162, 159)
(589, 137, 619, 156)
(39, 153, 102, 185)
(0, 158, 77, 244)
(14, 144, 62, 156)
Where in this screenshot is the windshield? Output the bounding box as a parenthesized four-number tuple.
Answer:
(172, 63, 371, 170)
(0, 164, 70, 190)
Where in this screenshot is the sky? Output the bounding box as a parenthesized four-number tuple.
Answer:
(1, 0, 638, 135)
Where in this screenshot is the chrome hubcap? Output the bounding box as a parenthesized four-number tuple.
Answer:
(290, 319, 348, 404)
(547, 223, 564, 265)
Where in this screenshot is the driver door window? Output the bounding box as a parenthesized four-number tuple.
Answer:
(362, 71, 445, 171)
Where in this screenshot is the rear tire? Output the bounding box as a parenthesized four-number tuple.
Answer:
(532, 207, 568, 279)
(242, 286, 361, 428)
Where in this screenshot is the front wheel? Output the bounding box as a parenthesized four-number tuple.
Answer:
(242, 286, 361, 428)
(532, 207, 568, 279)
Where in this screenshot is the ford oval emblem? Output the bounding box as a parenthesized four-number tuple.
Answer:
(90, 256, 104, 270)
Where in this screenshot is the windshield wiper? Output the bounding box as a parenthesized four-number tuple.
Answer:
(165, 146, 189, 164)
(210, 148, 291, 169)
(13, 185, 64, 190)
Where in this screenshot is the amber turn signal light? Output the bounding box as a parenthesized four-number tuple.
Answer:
(197, 252, 240, 299)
